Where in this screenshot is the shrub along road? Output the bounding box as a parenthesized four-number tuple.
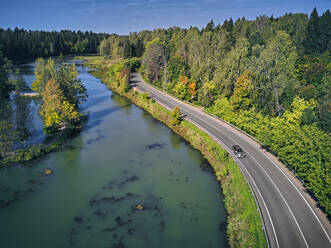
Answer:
(130, 72, 331, 248)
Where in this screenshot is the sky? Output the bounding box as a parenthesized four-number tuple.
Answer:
(1, 0, 330, 34)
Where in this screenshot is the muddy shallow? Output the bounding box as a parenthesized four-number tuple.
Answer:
(0, 62, 228, 248)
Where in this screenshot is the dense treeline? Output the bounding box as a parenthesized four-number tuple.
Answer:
(99, 8, 330, 131)
(99, 8, 331, 215)
(0, 28, 109, 61)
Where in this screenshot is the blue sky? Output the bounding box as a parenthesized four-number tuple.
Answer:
(1, 0, 330, 34)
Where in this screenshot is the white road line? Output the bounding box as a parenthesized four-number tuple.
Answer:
(263, 154, 331, 243)
(192, 113, 309, 247)
(143, 89, 278, 248)
(191, 120, 278, 248)
(137, 78, 326, 247)
(191, 111, 310, 248)
(245, 150, 310, 248)
(190, 97, 331, 243)
(208, 114, 331, 244)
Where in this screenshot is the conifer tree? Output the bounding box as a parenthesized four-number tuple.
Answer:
(304, 7, 321, 54)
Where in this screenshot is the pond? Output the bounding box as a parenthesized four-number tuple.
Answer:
(0, 61, 228, 248)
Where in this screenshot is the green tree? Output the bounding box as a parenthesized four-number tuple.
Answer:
(13, 69, 27, 94)
(167, 56, 186, 82)
(0, 50, 13, 98)
(99, 38, 111, 57)
(211, 97, 234, 120)
(272, 13, 308, 52)
(169, 106, 182, 126)
(13, 95, 32, 142)
(173, 76, 189, 100)
(255, 31, 298, 115)
(118, 68, 130, 93)
(32, 58, 56, 93)
(213, 37, 250, 97)
(40, 79, 80, 133)
(123, 39, 132, 58)
(198, 80, 218, 107)
(320, 10, 331, 52)
(0, 120, 17, 158)
(304, 8, 321, 54)
(204, 20, 215, 32)
(57, 63, 87, 106)
(142, 38, 166, 82)
(0, 97, 17, 158)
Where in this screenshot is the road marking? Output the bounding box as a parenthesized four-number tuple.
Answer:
(191, 121, 278, 248)
(188, 110, 310, 248)
(190, 113, 309, 247)
(189, 97, 331, 243)
(245, 150, 310, 248)
(263, 154, 331, 243)
(204, 108, 331, 244)
(136, 77, 329, 247)
(139, 85, 277, 248)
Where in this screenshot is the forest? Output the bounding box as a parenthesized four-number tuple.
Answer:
(0, 28, 109, 61)
(99, 8, 331, 216)
(0, 8, 330, 215)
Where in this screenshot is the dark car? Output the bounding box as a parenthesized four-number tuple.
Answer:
(232, 145, 246, 158)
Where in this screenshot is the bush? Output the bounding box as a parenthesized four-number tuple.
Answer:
(140, 92, 150, 100)
(169, 106, 182, 126)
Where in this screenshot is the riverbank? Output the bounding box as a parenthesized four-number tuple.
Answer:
(81, 56, 267, 248)
(0, 128, 80, 166)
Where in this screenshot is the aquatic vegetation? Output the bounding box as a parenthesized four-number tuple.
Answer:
(44, 168, 52, 175)
(136, 204, 144, 210)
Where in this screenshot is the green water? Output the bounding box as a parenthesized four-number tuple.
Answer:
(0, 63, 228, 248)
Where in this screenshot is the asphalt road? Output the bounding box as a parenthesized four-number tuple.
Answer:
(130, 72, 331, 248)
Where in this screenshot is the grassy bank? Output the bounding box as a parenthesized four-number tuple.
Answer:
(82, 56, 267, 248)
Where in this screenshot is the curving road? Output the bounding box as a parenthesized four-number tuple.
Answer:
(130, 72, 331, 248)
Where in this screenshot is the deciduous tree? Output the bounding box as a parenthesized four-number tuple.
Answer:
(142, 38, 166, 82)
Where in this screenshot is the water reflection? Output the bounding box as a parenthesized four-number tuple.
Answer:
(142, 110, 164, 135)
(0, 98, 13, 121)
(111, 93, 132, 115)
(13, 95, 33, 145)
(169, 132, 181, 150)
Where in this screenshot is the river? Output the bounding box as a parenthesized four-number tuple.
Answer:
(0, 61, 228, 248)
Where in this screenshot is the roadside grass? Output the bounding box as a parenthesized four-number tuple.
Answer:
(83, 56, 268, 248)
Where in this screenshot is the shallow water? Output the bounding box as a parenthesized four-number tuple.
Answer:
(0, 62, 228, 248)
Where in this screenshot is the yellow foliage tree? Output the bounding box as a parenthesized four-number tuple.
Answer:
(230, 71, 256, 110)
(40, 79, 80, 133)
(174, 76, 189, 100)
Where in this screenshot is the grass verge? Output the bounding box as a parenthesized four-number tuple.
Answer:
(82, 56, 268, 248)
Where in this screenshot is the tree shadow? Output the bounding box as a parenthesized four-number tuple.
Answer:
(85, 95, 110, 107)
(84, 104, 130, 131)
